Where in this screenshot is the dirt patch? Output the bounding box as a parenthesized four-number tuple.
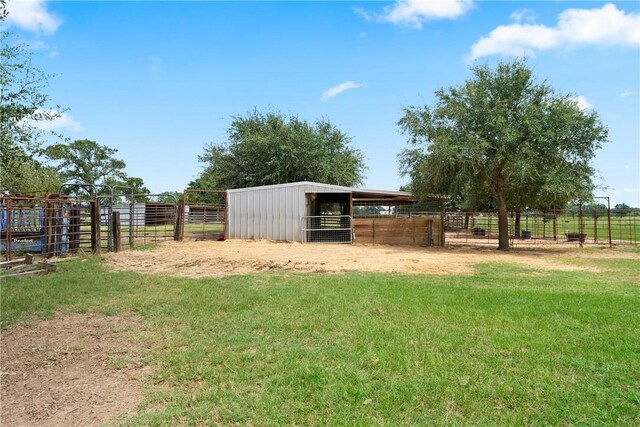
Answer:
(1, 313, 151, 427)
(104, 240, 622, 278)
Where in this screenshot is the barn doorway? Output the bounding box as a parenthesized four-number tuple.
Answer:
(303, 192, 352, 243)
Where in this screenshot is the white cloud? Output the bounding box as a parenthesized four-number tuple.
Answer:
(4, 0, 61, 34)
(25, 39, 59, 57)
(469, 3, 640, 60)
(510, 9, 536, 24)
(620, 90, 634, 97)
(321, 81, 364, 102)
(27, 110, 83, 132)
(570, 96, 593, 111)
(356, 0, 473, 29)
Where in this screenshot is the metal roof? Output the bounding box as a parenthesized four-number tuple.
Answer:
(226, 181, 413, 199)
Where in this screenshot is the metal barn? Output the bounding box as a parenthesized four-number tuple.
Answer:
(226, 181, 443, 246)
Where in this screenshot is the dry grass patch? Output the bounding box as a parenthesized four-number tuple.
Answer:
(1, 313, 152, 427)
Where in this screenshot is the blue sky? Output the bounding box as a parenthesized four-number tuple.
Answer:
(4, 0, 639, 206)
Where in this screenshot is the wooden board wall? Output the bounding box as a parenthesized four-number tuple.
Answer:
(353, 216, 442, 247)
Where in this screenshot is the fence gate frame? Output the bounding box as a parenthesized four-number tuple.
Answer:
(179, 189, 227, 241)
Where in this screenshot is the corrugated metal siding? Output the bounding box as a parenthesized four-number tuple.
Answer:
(227, 182, 351, 241)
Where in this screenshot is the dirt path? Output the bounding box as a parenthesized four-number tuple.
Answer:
(104, 240, 631, 278)
(1, 314, 151, 427)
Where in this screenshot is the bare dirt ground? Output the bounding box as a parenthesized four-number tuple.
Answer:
(1, 313, 151, 427)
(105, 239, 639, 278)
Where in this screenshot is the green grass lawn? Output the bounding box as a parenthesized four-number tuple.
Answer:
(2, 253, 639, 425)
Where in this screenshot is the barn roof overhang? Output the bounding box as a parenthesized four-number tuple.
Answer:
(226, 181, 442, 204)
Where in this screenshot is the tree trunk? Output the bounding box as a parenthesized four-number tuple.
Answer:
(497, 194, 510, 250)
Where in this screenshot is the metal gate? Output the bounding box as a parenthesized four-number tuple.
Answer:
(302, 215, 353, 243)
(180, 190, 226, 241)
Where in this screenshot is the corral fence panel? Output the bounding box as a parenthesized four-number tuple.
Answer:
(179, 190, 227, 241)
(352, 200, 444, 247)
(444, 208, 640, 247)
(1, 194, 97, 261)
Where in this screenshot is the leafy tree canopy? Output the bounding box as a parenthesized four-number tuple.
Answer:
(614, 203, 631, 210)
(45, 139, 126, 186)
(0, 29, 64, 194)
(45, 139, 147, 200)
(191, 110, 366, 191)
(398, 59, 608, 250)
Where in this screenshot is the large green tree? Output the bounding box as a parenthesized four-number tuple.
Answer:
(44, 139, 149, 200)
(191, 110, 366, 191)
(45, 139, 127, 187)
(398, 60, 608, 250)
(0, 29, 63, 194)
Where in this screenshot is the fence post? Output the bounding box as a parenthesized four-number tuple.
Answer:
(91, 200, 101, 255)
(606, 196, 612, 248)
(129, 199, 135, 248)
(440, 199, 445, 246)
(578, 203, 584, 248)
(112, 211, 121, 252)
(70, 205, 80, 252)
(372, 218, 376, 244)
(174, 198, 184, 241)
(593, 210, 598, 243)
(5, 197, 12, 261)
(44, 200, 57, 258)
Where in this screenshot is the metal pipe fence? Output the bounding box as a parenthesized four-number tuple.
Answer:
(1, 195, 96, 261)
(180, 190, 227, 241)
(444, 209, 640, 247)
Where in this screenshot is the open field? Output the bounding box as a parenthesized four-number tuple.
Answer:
(2, 242, 639, 425)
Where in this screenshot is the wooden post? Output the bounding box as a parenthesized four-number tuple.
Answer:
(91, 200, 101, 255)
(440, 199, 445, 246)
(44, 201, 56, 258)
(412, 217, 416, 246)
(112, 211, 121, 252)
(174, 199, 183, 241)
(5, 197, 12, 261)
(372, 218, 376, 244)
(593, 210, 598, 243)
